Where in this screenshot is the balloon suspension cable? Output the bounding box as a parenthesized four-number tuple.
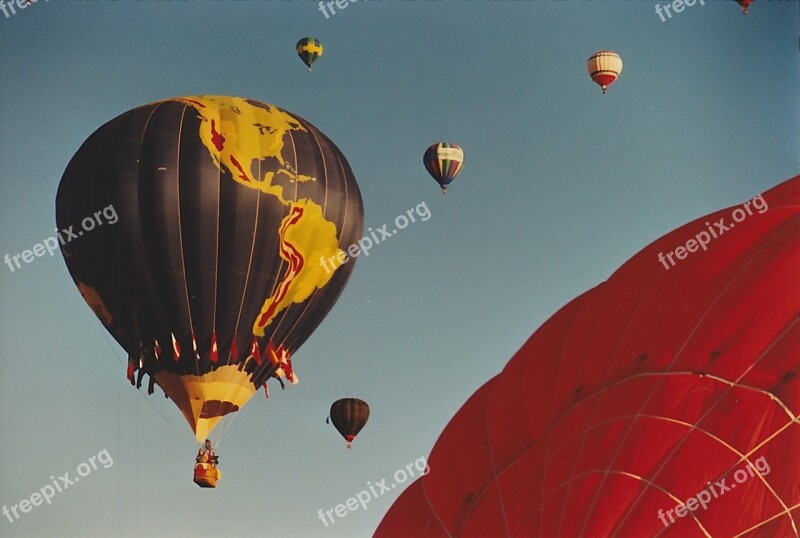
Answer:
(214, 406, 242, 450)
(98, 325, 194, 444)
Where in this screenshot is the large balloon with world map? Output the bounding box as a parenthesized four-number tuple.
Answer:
(56, 95, 364, 442)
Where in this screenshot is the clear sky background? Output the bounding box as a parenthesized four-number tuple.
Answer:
(0, 1, 797, 537)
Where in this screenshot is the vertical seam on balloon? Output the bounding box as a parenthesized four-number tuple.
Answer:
(254, 125, 297, 384)
(540, 303, 587, 536)
(266, 124, 302, 348)
(228, 164, 260, 371)
(271, 119, 333, 358)
(285, 120, 334, 355)
(226, 104, 258, 368)
(252, 122, 303, 384)
(211, 104, 222, 366)
(276, 120, 319, 359)
(135, 103, 167, 374)
(559, 289, 630, 535)
(437, 378, 508, 537)
(572, 282, 671, 534)
(254, 134, 289, 353)
(485, 381, 513, 537)
(568, 278, 675, 535)
(431, 382, 500, 538)
(175, 102, 200, 380)
(420, 468, 454, 538)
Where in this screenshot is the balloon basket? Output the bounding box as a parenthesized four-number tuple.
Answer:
(193, 464, 219, 488)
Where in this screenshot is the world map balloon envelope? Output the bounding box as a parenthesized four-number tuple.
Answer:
(376, 175, 800, 537)
(56, 96, 364, 442)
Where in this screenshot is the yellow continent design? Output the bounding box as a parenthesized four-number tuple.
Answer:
(175, 95, 343, 336)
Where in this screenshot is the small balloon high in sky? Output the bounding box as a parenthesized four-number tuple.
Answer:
(328, 398, 370, 449)
(423, 142, 464, 194)
(587, 50, 623, 94)
(296, 37, 323, 71)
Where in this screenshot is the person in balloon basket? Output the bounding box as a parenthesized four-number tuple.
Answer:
(196, 439, 218, 466)
(194, 439, 220, 482)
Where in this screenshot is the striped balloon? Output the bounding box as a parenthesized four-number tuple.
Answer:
(423, 142, 465, 194)
(587, 51, 623, 94)
(329, 398, 370, 448)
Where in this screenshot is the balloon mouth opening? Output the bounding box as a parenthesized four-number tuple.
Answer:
(199, 401, 240, 419)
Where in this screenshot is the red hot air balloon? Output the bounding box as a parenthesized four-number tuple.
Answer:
(587, 51, 623, 94)
(737, 0, 752, 14)
(376, 175, 800, 537)
(56, 96, 364, 447)
(329, 398, 370, 448)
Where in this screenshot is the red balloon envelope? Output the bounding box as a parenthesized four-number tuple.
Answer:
(376, 175, 800, 537)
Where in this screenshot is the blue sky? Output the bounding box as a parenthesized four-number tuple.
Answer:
(0, 1, 797, 537)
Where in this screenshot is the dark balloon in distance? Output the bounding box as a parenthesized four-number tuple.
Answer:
(329, 398, 370, 448)
(296, 37, 323, 71)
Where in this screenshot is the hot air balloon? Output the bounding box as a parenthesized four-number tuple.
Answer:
(376, 175, 800, 536)
(736, 0, 752, 14)
(56, 96, 364, 455)
(296, 37, 323, 71)
(328, 398, 370, 448)
(423, 143, 464, 194)
(587, 50, 623, 94)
